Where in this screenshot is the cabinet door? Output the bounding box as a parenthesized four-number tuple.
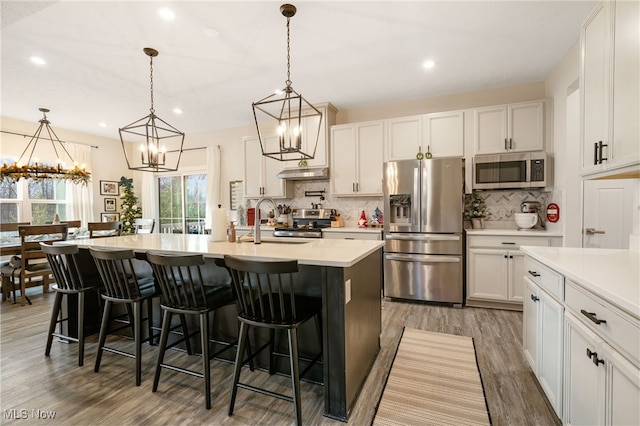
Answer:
(538, 289, 564, 417)
(330, 125, 357, 195)
(611, 0, 640, 169)
(355, 122, 384, 195)
(601, 343, 640, 426)
(581, 2, 612, 173)
(467, 248, 508, 300)
(474, 106, 508, 154)
(385, 116, 422, 161)
(423, 111, 464, 157)
(508, 250, 525, 302)
(244, 137, 263, 198)
(508, 101, 544, 152)
(564, 313, 605, 426)
(523, 278, 539, 371)
(283, 105, 329, 169)
(262, 135, 289, 198)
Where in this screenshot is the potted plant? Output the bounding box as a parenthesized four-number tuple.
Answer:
(464, 193, 489, 229)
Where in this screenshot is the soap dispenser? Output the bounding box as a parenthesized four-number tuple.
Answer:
(228, 222, 236, 243)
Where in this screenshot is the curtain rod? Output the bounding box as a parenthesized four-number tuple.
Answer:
(167, 146, 209, 153)
(0, 130, 99, 149)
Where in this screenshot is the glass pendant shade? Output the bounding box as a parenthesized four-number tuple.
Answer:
(0, 108, 91, 185)
(119, 47, 184, 172)
(252, 3, 322, 163)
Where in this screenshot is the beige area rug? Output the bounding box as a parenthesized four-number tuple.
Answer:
(373, 328, 491, 426)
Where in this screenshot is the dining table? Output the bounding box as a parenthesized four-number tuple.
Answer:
(66, 232, 385, 422)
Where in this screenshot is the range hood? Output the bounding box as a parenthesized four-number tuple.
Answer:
(276, 167, 329, 180)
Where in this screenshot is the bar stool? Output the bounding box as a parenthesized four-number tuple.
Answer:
(89, 246, 157, 386)
(223, 255, 323, 426)
(40, 243, 101, 366)
(146, 252, 240, 409)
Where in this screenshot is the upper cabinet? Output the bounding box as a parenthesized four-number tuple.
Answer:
(330, 121, 384, 196)
(283, 103, 337, 170)
(385, 110, 464, 161)
(474, 100, 545, 154)
(581, 0, 640, 176)
(243, 135, 292, 199)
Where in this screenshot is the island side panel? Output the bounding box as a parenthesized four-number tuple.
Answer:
(323, 248, 382, 421)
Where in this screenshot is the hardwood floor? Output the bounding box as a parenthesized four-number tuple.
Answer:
(0, 291, 560, 425)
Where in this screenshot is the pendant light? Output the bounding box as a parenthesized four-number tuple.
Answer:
(0, 108, 91, 185)
(119, 47, 184, 172)
(252, 4, 322, 164)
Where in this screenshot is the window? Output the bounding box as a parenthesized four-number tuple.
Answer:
(158, 173, 207, 234)
(0, 158, 68, 224)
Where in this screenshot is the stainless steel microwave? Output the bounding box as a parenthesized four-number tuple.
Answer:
(472, 152, 551, 190)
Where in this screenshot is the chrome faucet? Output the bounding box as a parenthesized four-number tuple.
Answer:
(254, 196, 276, 244)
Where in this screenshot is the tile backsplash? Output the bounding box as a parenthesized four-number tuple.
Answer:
(467, 190, 551, 223)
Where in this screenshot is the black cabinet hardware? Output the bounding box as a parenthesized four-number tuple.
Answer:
(501, 242, 516, 245)
(530, 294, 539, 302)
(587, 348, 596, 359)
(528, 270, 541, 277)
(505, 138, 508, 150)
(581, 309, 607, 325)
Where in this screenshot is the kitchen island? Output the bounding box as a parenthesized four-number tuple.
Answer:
(71, 233, 385, 421)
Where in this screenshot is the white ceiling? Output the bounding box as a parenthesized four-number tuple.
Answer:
(1, 1, 597, 141)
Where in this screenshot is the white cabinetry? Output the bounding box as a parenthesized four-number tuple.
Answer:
(581, 0, 640, 176)
(282, 103, 337, 169)
(243, 136, 292, 198)
(330, 121, 384, 197)
(474, 101, 544, 154)
(523, 257, 565, 417)
(466, 234, 559, 310)
(385, 111, 464, 161)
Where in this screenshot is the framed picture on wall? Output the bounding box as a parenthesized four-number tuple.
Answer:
(101, 212, 120, 222)
(104, 198, 117, 212)
(100, 180, 119, 196)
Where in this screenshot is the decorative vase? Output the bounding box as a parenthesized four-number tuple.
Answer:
(471, 218, 484, 229)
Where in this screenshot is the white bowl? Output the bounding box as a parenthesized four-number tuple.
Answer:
(515, 213, 538, 229)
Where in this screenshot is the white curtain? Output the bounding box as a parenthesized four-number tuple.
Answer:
(205, 145, 222, 229)
(66, 143, 93, 226)
(140, 171, 158, 226)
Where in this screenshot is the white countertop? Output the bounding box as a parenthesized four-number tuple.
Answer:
(69, 233, 384, 268)
(466, 228, 563, 237)
(520, 246, 640, 318)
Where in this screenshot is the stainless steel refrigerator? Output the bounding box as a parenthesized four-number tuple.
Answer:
(383, 158, 464, 305)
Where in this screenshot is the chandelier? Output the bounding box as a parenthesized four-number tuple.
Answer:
(252, 3, 323, 163)
(0, 108, 91, 185)
(119, 47, 184, 172)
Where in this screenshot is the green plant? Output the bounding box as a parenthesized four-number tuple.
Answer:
(119, 176, 142, 233)
(464, 193, 489, 220)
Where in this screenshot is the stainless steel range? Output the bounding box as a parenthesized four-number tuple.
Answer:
(273, 208, 334, 238)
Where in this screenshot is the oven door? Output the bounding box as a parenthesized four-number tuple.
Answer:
(383, 253, 462, 303)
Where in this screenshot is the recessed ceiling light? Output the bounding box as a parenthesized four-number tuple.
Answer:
(173, 108, 183, 115)
(30, 56, 46, 65)
(203, 28, 219, 38)
(98, 122, 107, 128)
(423, 59, 435, 70)
(158, 7, 175, 21)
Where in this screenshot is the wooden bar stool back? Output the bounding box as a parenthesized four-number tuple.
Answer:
(224, 255, 323, 426)
(89, 246, 157, 386)
(40, 243, 100, 366)
(88, 221, 122, 238)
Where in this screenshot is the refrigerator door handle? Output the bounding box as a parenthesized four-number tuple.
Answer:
(385, 254, 461, 263)
(385, 234, 461, 242)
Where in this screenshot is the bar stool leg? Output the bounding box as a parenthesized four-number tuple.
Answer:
(78, 292, 85, 366)
(200, 311, 211, 409)
(95, 300, 112, 373)
(229, 321, 249, 416)
(134, 300, 143, 386)
(153, 310, 172, 392)
(45, 291, 64, 356)
(288, 328, 302, 426)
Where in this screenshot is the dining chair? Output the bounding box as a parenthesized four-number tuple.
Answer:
(88, 221, 123, 238)
(89, 246, 157, 386)
(223, 255, 323, 426)
(0, 224, 68, 305)
(40, 243, 101, 366)
(0, 222, 30, 302)
(134, 218, 155, 234)
(145, 251, 239, 409)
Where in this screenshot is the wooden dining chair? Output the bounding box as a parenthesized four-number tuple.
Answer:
(0, 222, 30, 301)
(88, 221, 122, 238)
(134, 218, 155, 234)
(1, 224, 69, 305)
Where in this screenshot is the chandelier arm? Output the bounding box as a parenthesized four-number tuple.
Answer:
(24, 122, 45, 165)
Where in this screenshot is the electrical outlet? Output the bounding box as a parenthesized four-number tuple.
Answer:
(498, 208, 506, 217)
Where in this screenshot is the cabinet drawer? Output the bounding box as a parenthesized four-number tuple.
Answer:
(524, 257, 563, 301)
(565, 280, 639, 366)
(467, 235, 551, 249)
